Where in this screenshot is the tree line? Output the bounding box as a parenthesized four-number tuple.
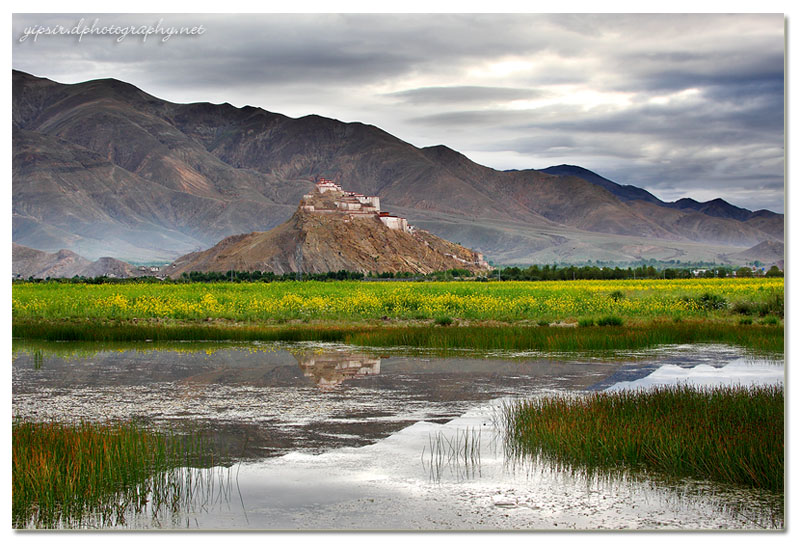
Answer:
(13, 264, 782, 284)
(493, 264, 783, 281)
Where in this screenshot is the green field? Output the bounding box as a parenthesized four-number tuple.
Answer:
(12, 277, 784, 323)
(12, 278, 784, 352)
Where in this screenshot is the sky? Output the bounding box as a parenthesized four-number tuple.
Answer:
(10, 10, 787, 213)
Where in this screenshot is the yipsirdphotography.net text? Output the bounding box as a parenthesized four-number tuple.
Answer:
(18, 17, 206, 44)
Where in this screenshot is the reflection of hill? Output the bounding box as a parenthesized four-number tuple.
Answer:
(294, 351, 381, 389)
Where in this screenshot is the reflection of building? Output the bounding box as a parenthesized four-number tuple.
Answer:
(294, 350, 381, 389)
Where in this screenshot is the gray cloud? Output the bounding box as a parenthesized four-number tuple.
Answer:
(11, 12, 785, 213)
(387, 86, 544, 105)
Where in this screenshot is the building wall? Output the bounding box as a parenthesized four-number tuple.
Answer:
(356, 195, 380, 210)
(316, 180, 342, 193)
(336, 201, 362, 211)
(379, 215, 409, 232)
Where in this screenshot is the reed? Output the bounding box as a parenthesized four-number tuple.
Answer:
(421, 428, 482, 482)
(12, 418, 217, 529)
(501, 384, 784, 492)
(12, 319, 360, 343)
(346, 322, 784, 354)
(12, 320, 784, 353)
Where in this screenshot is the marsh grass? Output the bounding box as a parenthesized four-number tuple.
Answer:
(434, 315, 454, 326)
(11, 320, 356, 343)
(501, 384, 784, 492)
(12, 418, 221, 529)
(346, 322, 784, 354)
(421, 428, 482, 482)
(596, 315, 623, 327)
(12, 320, 784, 353)
(730, 293, 784, 317)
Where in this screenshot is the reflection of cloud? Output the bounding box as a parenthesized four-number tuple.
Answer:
(11, 13, 785, 212)
(606, 361, 784, 391)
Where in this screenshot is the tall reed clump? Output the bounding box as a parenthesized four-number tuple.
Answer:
(346, 322, 784, 354)
(12, 418, 212, 528)
(11, 320, 362, 343)
(11, 320, 784, 353)
(501, 384, 784, 492)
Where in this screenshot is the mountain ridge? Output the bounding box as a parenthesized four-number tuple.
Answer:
(12, 70, 783, 264)
(12, 243, 145, 279)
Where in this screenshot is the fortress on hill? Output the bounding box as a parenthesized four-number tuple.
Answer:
(300, 178, 412, 233)
(168, 176, 493, 277)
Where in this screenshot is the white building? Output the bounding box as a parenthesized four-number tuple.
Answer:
(302, 178, 411, 232)
(315, 178, 342, 193)
(378, 213, 410, 232)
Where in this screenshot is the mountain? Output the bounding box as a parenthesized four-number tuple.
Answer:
(671, 198, 757, 222)
(537, 164, 664, 205)
(12, 243, 143, 279)
(12, 70, 783, 265)
(542, 165, 783, 240)
(168, 182, 491, 277)
(723, 241, 785, 267)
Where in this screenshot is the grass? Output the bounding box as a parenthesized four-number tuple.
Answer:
(12, 418, 216, 529)
(345, 321, 783, 354)
(422, 428, 482, 482)
(12, 319, 358, 343)
(11, 278, 784, 354)
(501, 384, 784, 492)
(434, 315, 454, 326)
(730, 293, 785, 317)
(596, 315, 623, 327)
(12, 319, 784, 354)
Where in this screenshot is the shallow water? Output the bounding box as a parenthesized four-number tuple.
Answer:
(12, 341, 784, 530)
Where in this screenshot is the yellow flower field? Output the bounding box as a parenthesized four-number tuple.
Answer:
(11, 278, 784, 324)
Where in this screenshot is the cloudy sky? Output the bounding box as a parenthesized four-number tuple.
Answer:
(11, 11, 786, 212)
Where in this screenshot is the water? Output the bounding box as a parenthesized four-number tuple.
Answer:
(12, 341, 784, 530)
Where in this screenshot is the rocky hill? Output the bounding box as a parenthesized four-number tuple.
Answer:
(168, 182, 490, 277)
(723, 240, 785, 267)
(12, 70, 784, 265)
(12, 243, 144, 279)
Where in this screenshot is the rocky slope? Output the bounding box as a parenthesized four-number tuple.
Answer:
(13, 70, 784, 264)
(168, 206, 490, 278)
(722, 240, 784, 267)
(12, 243, 144, 279)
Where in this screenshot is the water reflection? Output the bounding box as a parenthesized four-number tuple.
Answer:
(294, 350, 381, 390)
(12, 341, 631, 459)
(11, 341, 784, 530)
